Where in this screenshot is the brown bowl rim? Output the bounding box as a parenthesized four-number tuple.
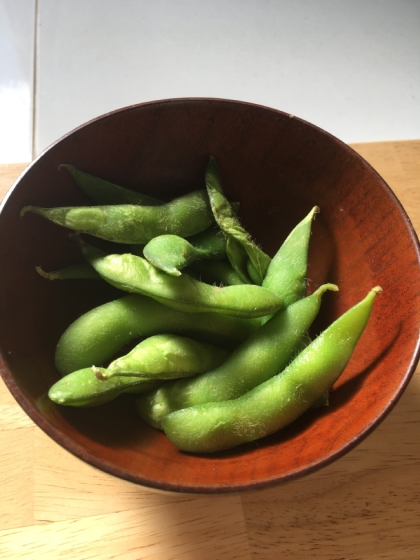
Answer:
(1, 97, 420, 494)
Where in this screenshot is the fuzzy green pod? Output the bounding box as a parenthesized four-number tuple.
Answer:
(48, 367, 160, 407)
(59, 164, 163, 206)
(186, 260, 245, 286)
(100, 334, 230, 380)
(262, 206, 319, 306)
(136, 283, 338, 429)
(163, 287, 382, 453)
(55, 294, 261, 376)
(21, 189, 214, 244)
(205, 156, 271, 284)
(81, 242, 284, 318)
(36, 263, 100, 280)
(143, 227, 227, 277)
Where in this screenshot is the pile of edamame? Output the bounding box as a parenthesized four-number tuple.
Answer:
(22, 157, 382, 453)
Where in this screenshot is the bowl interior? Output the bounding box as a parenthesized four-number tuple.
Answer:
(1, 98, 419, 493)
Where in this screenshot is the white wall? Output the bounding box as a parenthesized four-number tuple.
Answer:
(0, 0, 35, 163)
(1, 0, 419, 162)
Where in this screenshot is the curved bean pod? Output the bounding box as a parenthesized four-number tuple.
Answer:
(136, 283, 338, 429)
(101, 334, 230, 379)
(21, 189, 214, 244)
(225, 236, 252, 283)
(48, 367, 160, 407)
(205, 156, 271, 284)
(186, 260, 245, 286)
(143, 227, 226, 277)
(262, 206, 319, 307)
(81, 243, 284, 318)
(187, 225, 228, 256)
(36, 263, 100, 280)
(162, 286, 382, 453)
(60, 164, 163, 206)
(55, 294, 261, 376)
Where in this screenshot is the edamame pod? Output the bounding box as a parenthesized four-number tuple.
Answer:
(100, 334, 230, 379)
(205, 156, 271, 284)
(143, 235, 197, 276)
(143, 227, 226, 277)
(136, 283, 338, 429)
(162, 287, 382, 453)
(55, 294, 261, 376)
(262, 206, 319, 307)
(59, 164, 163, 206)
(21, 189, 214, 244)
(81, 243, 284, 318)
(186, 260, 245, 286)
(36, 263, 100, 280)
(48, 367, 160, 407)
(225, 236, 253, 284)
(187, 225, 228, 257)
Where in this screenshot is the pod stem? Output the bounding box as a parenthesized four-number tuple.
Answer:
(92, 366, 106, 381)
(312, 283, 339, 298)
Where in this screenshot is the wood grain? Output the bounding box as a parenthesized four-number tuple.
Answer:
(1, 141, 419, 559)
(0, 163, 28, 202)
(352, 140, 420, 232)
(242, 364, 420, 559)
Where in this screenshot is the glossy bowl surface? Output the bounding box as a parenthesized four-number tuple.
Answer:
(1, 98, 419, 493)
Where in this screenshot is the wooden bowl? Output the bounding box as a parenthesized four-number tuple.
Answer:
(1, 99, 419, 493)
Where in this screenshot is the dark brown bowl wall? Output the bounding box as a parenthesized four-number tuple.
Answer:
(1, 98, 419, 493)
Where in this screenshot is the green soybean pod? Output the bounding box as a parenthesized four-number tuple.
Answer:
(55, 294, 261, 376)
(143, 225, 227, 276)
(59, 164, 163, 206)
(21, 189, 214, 244)
(81, 243, 284, 318)
(187, 225, 228, 257)
(162, 286, 382, 453)
(205, 156, 271, 285)
(100, 334, 230, 379)
(136, 283, 338, 429)
(48, 367, 161, 407)
(262, 206, 319, 307)
(143, 233, 225, 277)
(186, 260, 246, 286)
(36, 263, 100, 280)
(225, 236, 253, 284)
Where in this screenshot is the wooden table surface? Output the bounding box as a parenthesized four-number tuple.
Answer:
(1, 141, 419, 559)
